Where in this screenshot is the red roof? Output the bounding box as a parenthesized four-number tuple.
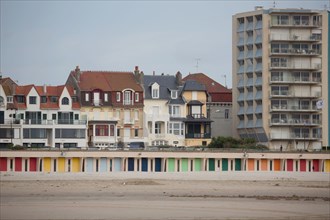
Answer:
(73, 71, 143, 92)
(183, 73, 232, 103)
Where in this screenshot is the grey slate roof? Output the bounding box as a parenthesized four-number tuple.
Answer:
(182, 80, 206, 91)
(143, 75, 185, 104)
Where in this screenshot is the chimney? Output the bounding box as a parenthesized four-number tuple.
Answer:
(153, 71, 155, 76)
(75, 66, 81, 82)
(12, 83, 16, 96)
(255, 6, 263, 10)
(43, 84, 47, 94)
(176, 71, 182, 86)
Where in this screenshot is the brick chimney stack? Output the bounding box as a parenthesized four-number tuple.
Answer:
(75, 66, 81, 82)
(176, 71, 182, 86)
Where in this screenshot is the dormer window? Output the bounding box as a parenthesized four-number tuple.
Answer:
(116, 92, 121, 102)
(41, 96, 47, 103)
(62, 97, 69, 105)
(29, 96, 37, 104)
(85, 93, 89, 102)
(152, 89, 159, 98)
(17, 96, 24, 103)
(50, 96, 58, 103)
(171, 90, 178, 99)
(0, 96, 4, 105)
(123, 90, 131, 105)
(7, 96, 13, 103)
(135, 93, 139, 102)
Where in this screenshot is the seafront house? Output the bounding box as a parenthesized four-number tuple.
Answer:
(181, 80, 212, 146)
(66, 66, 145, 148)
(232, 7, 329, 150)
(0, 77, 86, 148)
(183, 73, 233, 137)
(142, 71, 186, 147)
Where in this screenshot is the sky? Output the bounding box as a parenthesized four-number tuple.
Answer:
(0, 0, 328, 88)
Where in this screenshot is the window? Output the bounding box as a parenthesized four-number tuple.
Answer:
(55, 129, 85, 138)
(104, 93, 108, 102)
(134, 110, 139, 120)
(29, 96, 37, 104)
(117, 128, 120, 137)
(124, 91, 131, 105)
(74, 114, 79, 120)
(169, 105, 181, 117)
(62, 97, 69, 105)
(168, 122, 184, 136)
(225, 109, 229, 119)
(110, 125, 115, 136)
(116, 92, 121, 102)
(155, 122, 161, 134)
(41, 96, 47, 103)
(135, 93, 139, 102)
(52, 114, 56, 120)
(85, 93, 89, 102)
(192, 91, 197, 100)
(0, 96, 4, 105)
(96, 125, 109, 136)
(171, 90, 178, 99)
(50, 96, 57, 103)
(134, 129, 139, 137)
(17, 96, 24, 103)
(152, 88, 159, 99)
(7, 96, 13, 103)
(43, 114, 47, 120)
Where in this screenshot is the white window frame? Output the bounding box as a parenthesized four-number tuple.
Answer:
(169, 105, 181, 117)
(171, 90, 178, 99)
(168, 122, 184, 136)
(152, 89, 159, 99)
(104, 93, 108, 102)
(116, 92, 121, 102)
(7, 96, 13, 103)
(192, 91, 197, 100)
(123, 91, 131, 105)
(134, 110, 139, 120)
(135, 93, 139, 102)
(85, 93, 89, 102)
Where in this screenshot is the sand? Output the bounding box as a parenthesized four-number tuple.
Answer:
(1, 172, 330, 220)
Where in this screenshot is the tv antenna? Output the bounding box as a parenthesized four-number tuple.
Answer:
(195, 58, 201, 72)
(222, 74, 227, 88)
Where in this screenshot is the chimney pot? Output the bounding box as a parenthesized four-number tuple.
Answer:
(135, 66, 139, 71)
(43, 84, 47, 94)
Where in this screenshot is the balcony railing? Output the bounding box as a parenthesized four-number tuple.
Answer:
(270, 118, 321, 126)
(92, 99, 103, 106)
(270, 34, 322, 42)
(270, 63, 321, 70)
(270, 48, 321, 56)
(185, 133, 211, 139)
(123, 99, 133, 105)
(22, 119, 87, 125)
(123, 119, 135, 124)
(187, 114, 206, 119)
(270, 76, 322, 84)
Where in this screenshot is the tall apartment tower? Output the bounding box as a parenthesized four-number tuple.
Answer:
(232, 7, 329, 150)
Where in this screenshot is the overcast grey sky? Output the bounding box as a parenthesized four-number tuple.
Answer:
(0, 0, 328, 88)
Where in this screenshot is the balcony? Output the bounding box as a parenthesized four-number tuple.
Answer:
(246, 92, 254, 101)
(22, 119, 87, 125)
(270, 20, 321, 28)
(255, 119, 263, 127)
(255, 63, 262, 72)
(246, 37, 254, 45)
(237, 24, 244, 32)
(246, 78, 254, 87)
(255, 77, 262, 86)
(246, 22, 254, 31)
(237, 38, 244, 46)
(255, 49, 262, 57)
(185, 133, 211, 139)
(255, 21, 262, 29)
(246, 106, 254, 115)
(237, 51, 244, 60)
(237, 93, 245, 102)
(270, 34, 322, 42)
(123, 99, 133, 105)
(246, 120, 254, 128)
(246, 65, 253, 73)
(238, 107, 245, 115)
(237, 65, 244, 74)
(147, 114, 169, 122)
(92, 99, 103, 107)
(270, 105, 320, 112)
(269, 118, 321, 126)
(187, 114, 207, 119)
(255, 35, 262, 44)
(246, 50, 254, 59)
(255, 105, 262, 113)
(270, 76, 321, 84)
(237, 120, 245, 129)
(237, 79, 244, 88)
(270, 48, 321, 56)
(123, 119, 135, 125)
(270, 62, 321, 70)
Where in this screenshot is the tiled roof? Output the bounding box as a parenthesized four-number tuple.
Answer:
(183, 73, 230, 93)
(76, 71, 143, 92)
(183, 73, 232, 103)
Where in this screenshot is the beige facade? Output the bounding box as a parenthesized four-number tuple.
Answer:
(182, 90, 212, 146)
(232, 8, 328, 150)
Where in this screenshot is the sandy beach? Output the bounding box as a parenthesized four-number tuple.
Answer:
(1, 172, 329, 220)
